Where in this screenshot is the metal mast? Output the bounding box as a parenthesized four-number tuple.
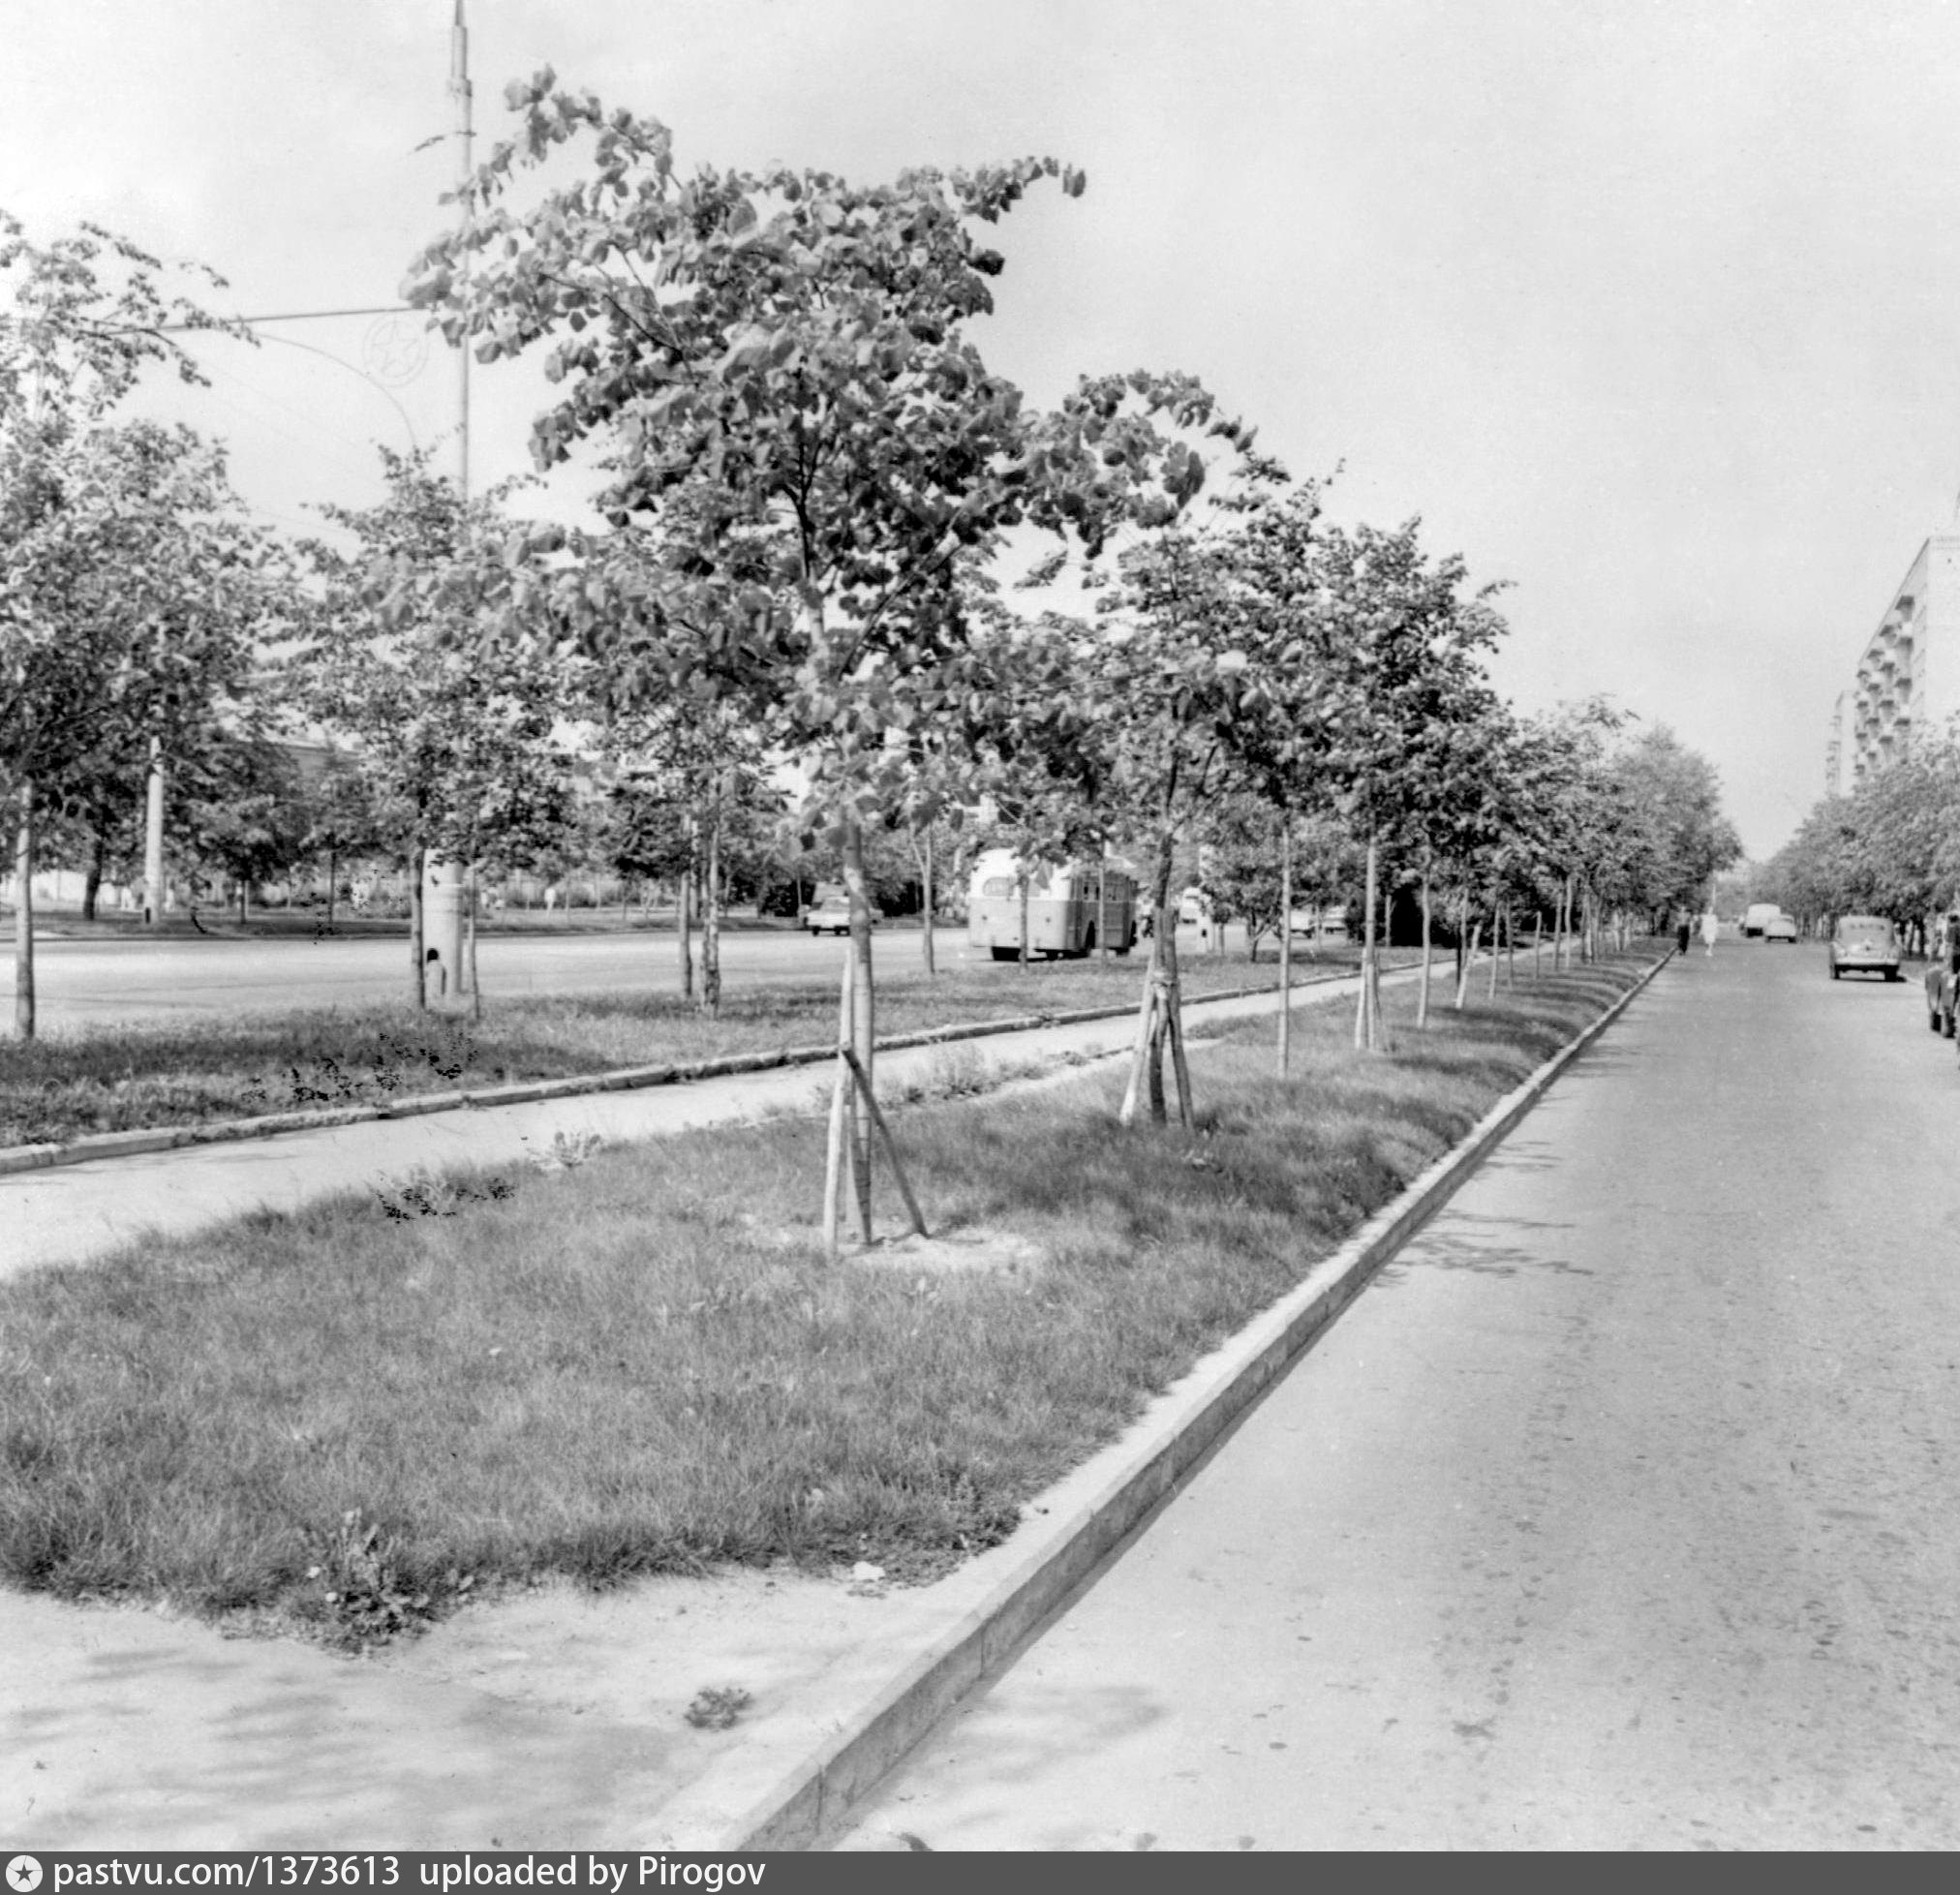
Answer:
(449, 0, 473, 502)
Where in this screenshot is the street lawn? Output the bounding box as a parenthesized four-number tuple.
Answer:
(0, 943, 1407, 1146)
(0, 954, 1646, 1645)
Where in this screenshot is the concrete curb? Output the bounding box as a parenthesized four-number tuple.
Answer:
(664, 949, 1672, 1850)
(0, 967, 1375, 1178)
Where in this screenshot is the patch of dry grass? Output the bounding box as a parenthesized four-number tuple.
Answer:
(0, 958, 1644, 1644)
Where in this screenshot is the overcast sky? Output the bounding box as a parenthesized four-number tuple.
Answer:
(13, 0, 1960, 856)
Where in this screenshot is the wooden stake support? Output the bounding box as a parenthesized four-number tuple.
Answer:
(842, 1048, 929, 1238)
(822, 952, 853, 1261)
(1119, 972, 1162, 1127)
(1164, 972, 1194, 1131)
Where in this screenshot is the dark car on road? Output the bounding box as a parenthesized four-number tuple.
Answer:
(1829, 914, 1900, 982)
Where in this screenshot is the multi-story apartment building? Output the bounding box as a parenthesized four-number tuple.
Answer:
(1827, 532, 1960, 797)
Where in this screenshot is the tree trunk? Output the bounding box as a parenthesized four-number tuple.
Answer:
(1018, 862, 1031, 972)
(466, 860, 482, 1023)
(1098, 849, 1110, 964)
(1166, 932, 1194, 1129)
(1506, 903, 1516, 986)
(1370, 843, 1388, 1050)
(1417, 864, 1432, 1029)
(14, 780, 35, 1041)
(1455, 918, 1481, 1010)
(1356, 830, 1381, 1051)
(325, 845, 337, 931)
(410, 844, 426, 1011)
(701, 793, 722, 1019)
(677, 843, 694, 1001)
(237, 875, 248, 928)
(1534, 909, 1543, 980)
(1121, 827, 1180, 1127)
(1486, 888, 1502, 1000)
(920, 827, 936, 976)
(1277, 817, 1294, 1077)
(842, 815, 875, 1241)
(82, 830, 105, 923)
(143, 739, 166, 927)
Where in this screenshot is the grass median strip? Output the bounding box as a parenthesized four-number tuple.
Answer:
(0, 948, 1398, 1147)
(0, 957, 1644, 1647)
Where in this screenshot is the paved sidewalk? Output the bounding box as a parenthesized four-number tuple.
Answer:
(4, 967, 1397, 1278)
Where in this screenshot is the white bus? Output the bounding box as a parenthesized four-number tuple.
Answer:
(965, 849, 1139, 962)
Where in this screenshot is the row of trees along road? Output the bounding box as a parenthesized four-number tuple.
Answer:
(388, 73, 1740, 1249)
(0, 215, 283, 1037)
(1758, 730, 1960, 942)
(5, 80, 1741, 1253)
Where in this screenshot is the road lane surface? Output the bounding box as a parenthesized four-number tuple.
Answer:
(832, 939, 1960, 1849)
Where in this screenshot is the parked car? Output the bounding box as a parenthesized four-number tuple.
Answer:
(1289, 903, 1351, 940)
(1826, 913, 1897, 979)
(1761, 911, 1799, 943)
(801, 886, 877, 935)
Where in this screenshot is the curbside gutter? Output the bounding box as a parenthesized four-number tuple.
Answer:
(0, 967, 1379, 1179)
(654, 947, 1675, 1851)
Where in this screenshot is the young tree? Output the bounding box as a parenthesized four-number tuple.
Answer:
(297, 743, 386, 930)
(2, 214, 248, 1033)
(404, 77, 1236, 1238)
(1606, 724, 1745, 929)
(304, 447, 581, 1010)
(1234, 503, 1508, 1053)
(600, 700, 781, 1014)
(1036, 526, 1263, 1126)
(175, 731, 308, 924)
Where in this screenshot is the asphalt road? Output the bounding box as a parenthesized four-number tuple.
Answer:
(13, 921, 1246, 1025)
(833, 937, 1960, 1849)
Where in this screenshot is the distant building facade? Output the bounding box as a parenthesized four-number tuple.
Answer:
(1828, 532, 1960, 796)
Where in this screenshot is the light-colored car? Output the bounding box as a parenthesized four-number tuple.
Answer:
(1762, 911, 1799, 943)
(1289, 903, 1351, 939)
(801, 887, 877, 936)
(1828, 914, 1899, 981)
(1743, 902, 1782, 938)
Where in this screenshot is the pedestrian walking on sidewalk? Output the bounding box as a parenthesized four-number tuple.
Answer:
(1675, 915, 1692, 957)
(1700, 909, 1720, 957)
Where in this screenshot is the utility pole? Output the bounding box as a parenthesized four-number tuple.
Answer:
(424, 0, 475, 1008)
(450, 0, 472, 504)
